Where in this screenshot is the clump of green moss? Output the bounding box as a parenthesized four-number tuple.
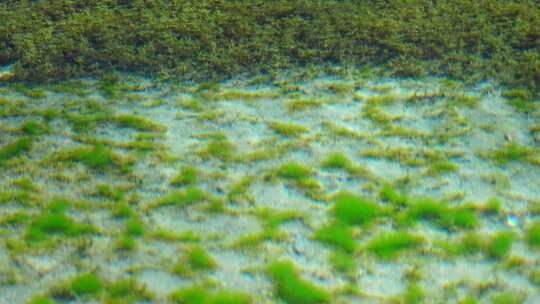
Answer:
(173, 246, 218, 276)
(267, 261, 330, 304)
(59, 145, 126, 171)
(313, 222, 356, 253)
(321, 152, 353, 171)
(400, 198, 478, 230)
(170, 286, 251, 304)
(424, 160, 458, 176)
(490, 291, 525, 304)
(19, 120, 49, 136)
(0, 137, 32, 164)
(525, 221, 540, 250)
(107, 279, 154, 303)
(199, 138, 236, 161)
(277, 162, 312, 181)
(148, 187, 207, 210)
(331, 192, 384, 226)
(171, 166, 199, 186)
(28, 295, 57, 304)
(70, 273, 103, 297)
(25, 199, 96, 242)
(267, 121, 308, 137)
(487, 143, 537, 165)
(365, 231, 422, 259)
(114, 114, 165, 132)
(486, 232, 514, 259)
(379, 184, 408, 207)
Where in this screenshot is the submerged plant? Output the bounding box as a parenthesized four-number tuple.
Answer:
(526, 221, 540, 249)
(267, 261, 330, 304)
(267, 121, 308, 137)
(365, 231, 422, 259)
(331, 192, 384, 226)
(173, 245, 218, 276)
(170, 285, 251, 304)
(313, 221, 356, 253)
(70, 273, 103, 297)
(486, 232, 514, 259)
(0, 137, 32, 164)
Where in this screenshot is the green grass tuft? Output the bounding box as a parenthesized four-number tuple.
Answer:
(277, 162, 312, 181)
(365, 231, 422, 259)
(70, 273, 103, 297)
(313, 222, 356, 253)
(267, 261, 330, 304)
(0, 137, 32, 164)
(171, 166, 199, 186)
(486, 232, 514, 259)
(114, 114, 165, 132)
(526, 221, 540, 249)
(321, 152, 353, 170)
(332, 192, 383, 226)
(170, 286, 251, 304)
(149, 187, 207, 209)
(267, 121, 308, 137)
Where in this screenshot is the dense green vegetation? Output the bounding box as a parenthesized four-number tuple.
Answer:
(0, 1, 539, 95)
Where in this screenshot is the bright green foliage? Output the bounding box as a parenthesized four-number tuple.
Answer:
(0, 137, 32, 164)
(150, 187, 206, 209)
(107, 279, 152, 302)
(200, 139, 235, 161)
(62, 145, 122, 170)
(19, 120, 49, 136)
(114, 114, 165, 132)
(425, 161, 458, 176)
(171, 166, 199, 186)
(321, 152, 352, 170)
(365, 231, 422, 259)
(170, 286, 251, 304)
(489, 143, 536, 165)
(28, 296, 57, 304)
(313, 222, 356, 253)
(125, 217, 144, 237)
(491, 291, 525, 304)
(332, 192, 383, 226)
(186, 246, 218, 271)
(277, 162, 312, 181)
(329, 250, 355, 274)
(70, 273, 103, 297)
(25, 200, 96, 242)
(174, 246, 217, 276)
(267, 121, 308, 137)
(401, 199, 477, 230)
(379, 184, 408, 207)
(486, 232, 514, 259)
(403, 283, 425, 304)
(526, 221, 540, 249)
(267, 261, 330, 304)
(449, 233, 483, 256)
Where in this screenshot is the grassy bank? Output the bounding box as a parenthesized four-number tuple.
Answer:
(0, 0, 539, 93)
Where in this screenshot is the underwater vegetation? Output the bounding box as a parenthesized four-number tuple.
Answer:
(0, 137, 32, 165)
(266, 261, 330, 304)
(1, 1, 539, 95)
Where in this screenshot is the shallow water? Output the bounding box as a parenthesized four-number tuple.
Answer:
(0, 70, 539, 303)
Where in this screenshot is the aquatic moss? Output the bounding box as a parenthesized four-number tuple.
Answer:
(114, 114, 165, 132)
(365, 231, 422, 259)
(171, 166, 199, 186)
(490, 291, 525, 304)
(400, 198, 478, 230)
(526, 221, 540, 249)
(321, 152, 353, 170)
(174, 246, 217, 276)
(267, 261, 330, 304)
(19, 120, 49, 136)
(0, 137, 32, 164)
(2, 1, 540, 95)
(70, 273, 103, 297)
(277, 162, 312, 181)
(59, 145, 125, 171)
(487, 143, 537, 165)
(331, 192, 383, 226)
(107, 279, 154, 302)
(486, 232, 514, 259)
(170, 286, 251, 304)
(267, 121, 308, 137)
(313, 222, 356, 253)
(148, 187, 207, 209)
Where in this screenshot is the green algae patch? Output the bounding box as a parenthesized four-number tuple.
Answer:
(170, 286, 251, 304)
(277, 162, 312, 181)
(485, 143, 538, 166)
(486, 232, 515, 259)
(56, 145, 128, 171)
(526, 221, 540, 249)
(171, 166, 199, 186)
(314, 222, 356, 253)
(267, 121, 308, 137)
(0, 137, 32, 164)
(267, 261, 330, 304)
(173, 245, 218, 276)
(70, 273, 103, 297)
(331, 192, 384, 226)
(107, 279, 154, 303)
(114, 114, 166, 132)
(147, 187, 207, 210)
(399, 198, 478, 230)
(365, 231, 422, 260)
(25, 200, 97, 242)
